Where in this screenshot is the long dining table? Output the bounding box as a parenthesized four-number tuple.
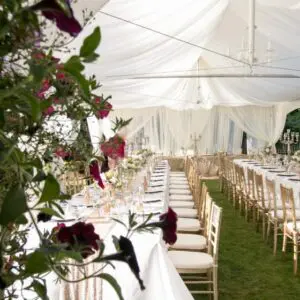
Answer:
(22, 160, 194, 300)
(234, 159, 300, 207)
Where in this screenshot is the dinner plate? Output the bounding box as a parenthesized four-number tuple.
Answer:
(277, 174, 296, 177)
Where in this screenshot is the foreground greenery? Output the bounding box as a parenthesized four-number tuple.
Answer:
(191, 180, 300, 300)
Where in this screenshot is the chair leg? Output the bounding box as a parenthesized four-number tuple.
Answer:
(273, 221, 278, 256)
(213, 266, 218, 300)
(266, 218, 271, 242)
(282, 229, 287, 253)
(262, 213, 266, 240)
(293, 235, 298, 275)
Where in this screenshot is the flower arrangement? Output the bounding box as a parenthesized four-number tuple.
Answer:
(292, 150, 300, 163)
(105, 169, 123, 189)
(0, 1, 175, 299)
(264, 146, 272, 155)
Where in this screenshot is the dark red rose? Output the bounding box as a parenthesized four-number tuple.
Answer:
(37, 79, 51, 99)
(43, 105, 55, 116)
(30, 0, 82, 37)
(56, 222, 101, 259)
(54, 147, 69, 158)
(145, 207, 178, 245)
(159, 207, 178, 245)
(100, 135, 125, 160)
(95, 97, 113, 119)
(89, 159, 105, 189)
(56, 72, 66, 80)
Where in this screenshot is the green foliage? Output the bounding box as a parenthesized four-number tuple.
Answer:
(0, 185, 27, 225)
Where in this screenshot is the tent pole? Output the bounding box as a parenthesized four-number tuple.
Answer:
(248, 0, 256, 66)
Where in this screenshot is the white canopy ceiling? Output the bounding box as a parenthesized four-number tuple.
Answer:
(57, 0, 300, 110)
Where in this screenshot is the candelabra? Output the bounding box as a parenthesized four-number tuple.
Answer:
(280, 129, 299, 159)
(190, 133, 201, 156)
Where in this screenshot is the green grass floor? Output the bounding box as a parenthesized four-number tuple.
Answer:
(188, 180, 300, 300)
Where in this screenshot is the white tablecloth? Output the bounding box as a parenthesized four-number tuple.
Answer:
(23, 160, 193, 300)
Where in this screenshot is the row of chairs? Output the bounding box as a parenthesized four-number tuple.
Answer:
(167, 159, 223, 299)
(220, 154, 300, 275)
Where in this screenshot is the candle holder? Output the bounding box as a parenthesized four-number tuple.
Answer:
(280, 129, 299, 160)
(190, 133, 201, 156)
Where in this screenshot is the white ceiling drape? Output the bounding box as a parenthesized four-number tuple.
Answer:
(53, 0, 300, 153)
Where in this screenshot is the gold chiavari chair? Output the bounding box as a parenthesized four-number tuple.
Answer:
(255, 173, 268, 239)
(217, 152, 226, 192)
(245, 168, 257, 222)
(266, 179, 283, 255)
(169, 203, 223, 299)
(177, 182, 207, 233)
(61, 162, 90, 195)
(170, 192, 213, 252)
(280, 185, 300, 274)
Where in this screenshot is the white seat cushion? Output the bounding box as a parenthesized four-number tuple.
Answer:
(168, 251, 213, 270)
(286, 221, 300, 232)
(177, 218, 201, 232)
(269, 209, 300, 220)
(170, 183, 189, 187)
(174, 208, 198, 218)
(171, 233, 207, 250)
(170, 201, 194, 208)
(171, 172, 185, 175)
(170, 179, 188, 184)
(170, 195, 193, 201)
(170, 189, 191, 195)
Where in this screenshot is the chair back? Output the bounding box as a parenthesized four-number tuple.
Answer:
(255, 173, 266, 209)
(280, 185, 297, 227)
(246, 168, 255, 197)
(208, 203, 223, 264)
(203, 193, 213, 237)
(266, 178, 277, 215)
(199, 183, 208, 222)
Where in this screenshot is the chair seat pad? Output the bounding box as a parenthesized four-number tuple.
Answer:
(170, 184, 189, 190)
(174, 208, 198, 218)
(170, 189, 191, 195)
(171, 233, 207, 250)
(170, 177, 188, 184)
(170, 175, 187, 179)
(170, 195, 193, 201)
(287, 221, 300, 232)
(170, 201, 194, 208)
(177, 218, 201, 232)
(171, 172, 185, 175)
(168, 251, 213, 270)
(269, 209, 300, 220)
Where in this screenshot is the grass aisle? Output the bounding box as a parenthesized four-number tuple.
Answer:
(191, 180, 300, 300)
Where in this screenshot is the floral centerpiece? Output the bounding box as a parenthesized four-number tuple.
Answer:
(292, 150, 300, 163)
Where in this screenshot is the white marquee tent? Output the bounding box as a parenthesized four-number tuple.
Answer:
(56, 0, 300, 155)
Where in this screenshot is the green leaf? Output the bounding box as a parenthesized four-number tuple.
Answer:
(0, 185, 27, 225)
(31, 280, 49, 300)
(32, 170, 47, 182)
(57, 250, 83, 263)
(98, 273, 124, 300)
(39, 174, 60, 203)
(83, 53, 100, 63)
(25, 251, 50, 275)
(64, 56, 84, 73)
(15, 215, 28, 225)
(29, 63, 46, 83)
(80, 27, 101, 58)
(38, 207, 63, 219)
